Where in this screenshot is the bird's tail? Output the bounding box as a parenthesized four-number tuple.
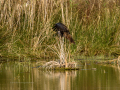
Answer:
(63, 32, 75, 44)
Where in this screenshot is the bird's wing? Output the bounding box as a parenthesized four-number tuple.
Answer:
(55, 23, 70, 33)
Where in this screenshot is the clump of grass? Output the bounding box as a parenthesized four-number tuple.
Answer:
(0, 0, 120, 61)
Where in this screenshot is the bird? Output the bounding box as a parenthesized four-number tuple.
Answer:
(52, 22, 75, 44)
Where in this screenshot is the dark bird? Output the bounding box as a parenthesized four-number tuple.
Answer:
(52, 23, 75, 44)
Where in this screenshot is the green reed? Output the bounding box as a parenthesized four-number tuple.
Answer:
(0, 0, 120, 60)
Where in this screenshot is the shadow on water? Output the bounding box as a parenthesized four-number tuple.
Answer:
(1, 61, 120, 90)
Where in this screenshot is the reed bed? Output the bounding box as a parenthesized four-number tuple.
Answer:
(0, 0, 120, 60)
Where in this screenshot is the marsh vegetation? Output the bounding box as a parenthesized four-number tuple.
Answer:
(0, 0, 120, 61)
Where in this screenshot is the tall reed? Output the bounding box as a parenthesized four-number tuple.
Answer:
(0, 0, 120, 60)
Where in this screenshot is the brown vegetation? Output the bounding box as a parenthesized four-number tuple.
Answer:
(0, 0, 120, 61)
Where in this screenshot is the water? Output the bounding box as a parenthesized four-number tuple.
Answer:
(0, 61, 120, 90)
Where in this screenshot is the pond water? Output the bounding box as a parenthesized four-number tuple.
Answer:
(0, 61, 120, 90)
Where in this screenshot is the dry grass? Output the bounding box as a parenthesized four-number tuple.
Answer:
(0, 0, 120, 60)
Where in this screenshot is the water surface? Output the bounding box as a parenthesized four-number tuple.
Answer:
(0, 61, 120, 90)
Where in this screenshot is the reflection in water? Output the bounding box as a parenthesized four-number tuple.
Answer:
(0, 62, 120, 90)
(42, 71, 76, 90)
